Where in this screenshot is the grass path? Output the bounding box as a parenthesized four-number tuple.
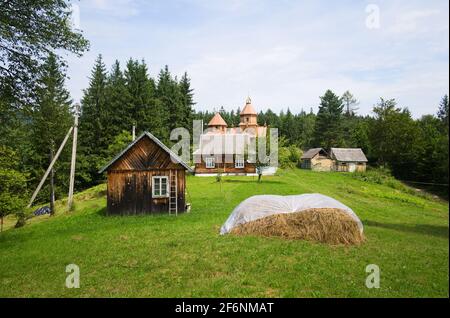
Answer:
(0, 169, 448, 297)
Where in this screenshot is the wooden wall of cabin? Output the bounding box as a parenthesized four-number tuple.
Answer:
(301, 156, 332, 171)
(311, 156, 333, 171)
(194, 155, 256, 174)
(107, 169, 186, 215)
(333, 162, 366, 172)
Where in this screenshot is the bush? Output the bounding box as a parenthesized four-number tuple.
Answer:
(278, 145, 302, 168)
(351, 167, 429, 198)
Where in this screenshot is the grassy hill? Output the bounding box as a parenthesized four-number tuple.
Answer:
(0, 169, 448, 297)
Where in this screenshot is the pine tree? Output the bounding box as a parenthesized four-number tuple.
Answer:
(125, 59, 167, 141)
(342, 90, 359, 116)
(297, 111, 316, 149)
(179, 72, 195, 132)
(106, 60, 133, 139)
(156, 65, 182, 133)
(78, 54, 109, 186)
(30, 53, 73, 203)
(281, 108, 296, 144)
(314, 90, 344, 149)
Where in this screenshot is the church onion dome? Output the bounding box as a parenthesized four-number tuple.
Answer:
(240, 97, 257, 116)
(208, 112, 228, 127)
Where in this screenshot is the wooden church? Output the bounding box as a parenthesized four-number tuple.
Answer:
(99, 132, 193, 215)
(194, 97, 268, 175)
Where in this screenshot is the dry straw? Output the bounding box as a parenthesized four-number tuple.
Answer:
(230, 208, 364, 245)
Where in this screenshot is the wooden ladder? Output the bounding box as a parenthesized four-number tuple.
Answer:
(169, 170, 178, 216)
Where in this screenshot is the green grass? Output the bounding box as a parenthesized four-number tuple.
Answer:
(0, 169, 448, 297)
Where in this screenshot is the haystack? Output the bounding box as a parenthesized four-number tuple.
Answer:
(230, 208, 364, 245)
(220, 194, 364, 245)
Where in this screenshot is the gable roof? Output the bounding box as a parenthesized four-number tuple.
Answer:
(208, 113, 228, 126)
(330, 148, 368, 162)
(301, 148, 328, 159)
(99, 131, 193, 173)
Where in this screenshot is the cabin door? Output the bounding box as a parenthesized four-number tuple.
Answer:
(348, 163, 356, 172)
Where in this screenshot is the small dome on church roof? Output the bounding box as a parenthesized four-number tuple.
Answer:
(240, 97, 257, 115)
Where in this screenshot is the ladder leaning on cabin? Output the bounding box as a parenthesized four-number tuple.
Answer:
(169, 170, 178, 215)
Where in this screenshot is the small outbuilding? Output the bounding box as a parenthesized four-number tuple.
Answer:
(300, 148, 333, 171)
(99, 132, 193, 215)
(330, 148, 368, 172)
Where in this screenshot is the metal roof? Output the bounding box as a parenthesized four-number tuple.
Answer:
(301, 148, 327, 159)
(330, 148, 368, 162)
(98, 131, 194, 173)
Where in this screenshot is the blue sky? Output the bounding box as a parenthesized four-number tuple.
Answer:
(65, 0, 449, 117)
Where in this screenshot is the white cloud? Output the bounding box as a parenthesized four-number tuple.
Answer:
(65, 0, 449, 118)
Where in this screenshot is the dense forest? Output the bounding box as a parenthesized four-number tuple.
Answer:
(0, 1, 448, 228)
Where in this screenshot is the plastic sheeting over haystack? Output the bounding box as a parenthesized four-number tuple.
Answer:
(220, 193, 363, 235)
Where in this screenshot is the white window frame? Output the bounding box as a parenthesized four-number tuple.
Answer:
(235, 157, 245, 169)
(205, 157, 215, 169)
(152, 176, 169, 198)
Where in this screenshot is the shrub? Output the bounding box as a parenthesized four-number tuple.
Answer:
(351, 167, 430, 198)
(278, 145, 302, 168)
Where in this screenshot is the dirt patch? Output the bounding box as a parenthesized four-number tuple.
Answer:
(230, 208, 364, 245)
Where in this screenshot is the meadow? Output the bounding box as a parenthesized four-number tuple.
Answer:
(0, 169, 448, 297)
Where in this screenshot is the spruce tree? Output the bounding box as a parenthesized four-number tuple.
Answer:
(78, 54, 108, 186)
(30, 53, 73, 203)
(179, 72, 195, 132)
(125, 59, 167, 141)
(314, 90, 344, 149)
(106, 60, 133, 139)
(157, 65, 182, 133)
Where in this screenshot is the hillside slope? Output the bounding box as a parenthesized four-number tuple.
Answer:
(0, 169, 448, 297)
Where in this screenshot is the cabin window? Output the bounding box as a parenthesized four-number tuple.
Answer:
(205, 157, 215, 169)
(152, 176, 169, 197)
(235, 157, 245, 169)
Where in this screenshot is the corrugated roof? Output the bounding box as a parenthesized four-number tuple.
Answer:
(330, 148, 368, 162)
(98, 131, 193, 173)
(208, 113, 228, 126)
(301, 148, 327, 159)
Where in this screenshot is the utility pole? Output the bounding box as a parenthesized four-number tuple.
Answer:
(132, 123, 136, 141)
(27, 126, 74, 208)
(68, 104, 80, 210)
(50, 141, 55, 216)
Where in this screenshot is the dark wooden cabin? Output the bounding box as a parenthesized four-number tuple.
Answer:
(99, 132, 193, 215)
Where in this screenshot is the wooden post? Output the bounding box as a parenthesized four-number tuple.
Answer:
(50, 142, 55, 216)
(68, 108, 79, 210)
(27, 126, 74, 208)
